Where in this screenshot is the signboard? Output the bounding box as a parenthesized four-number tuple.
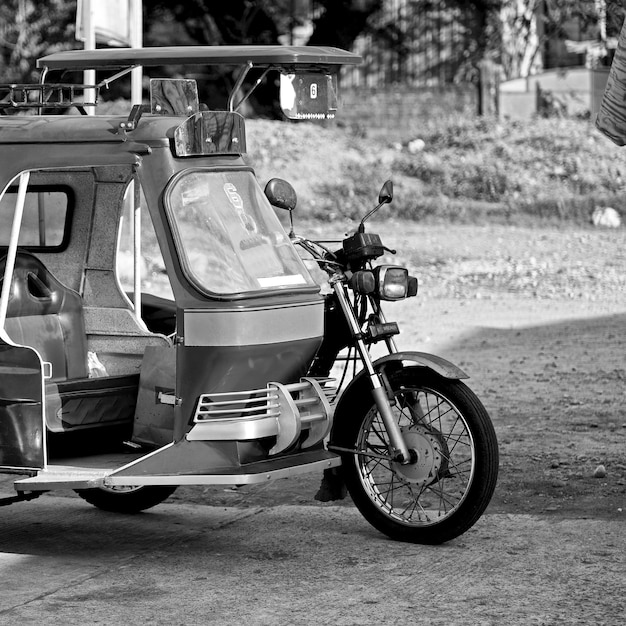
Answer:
(76, 0, 135, 47)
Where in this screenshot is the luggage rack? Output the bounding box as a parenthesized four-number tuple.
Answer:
(0, 65, 136, 113)
(0, 82, 99, 113)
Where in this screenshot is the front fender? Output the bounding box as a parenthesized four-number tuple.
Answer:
(373, 351, 468, 380)
(329, 351, 467, 444)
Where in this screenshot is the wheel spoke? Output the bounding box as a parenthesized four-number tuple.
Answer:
(425, 480, 463, 513)
(339, 371, 498, 544)
(399, 490, 421, 520)
(351, 381, 482, 528)
(369, 414, 390, 449)
(450, 459, 471, 478)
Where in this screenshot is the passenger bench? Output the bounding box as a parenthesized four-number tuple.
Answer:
(1, 252, 140, 433)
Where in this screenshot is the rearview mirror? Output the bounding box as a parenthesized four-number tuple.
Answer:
(264, 178, 297, 212)
(378, 180, 393, 205)
(279, 73, 338, 121)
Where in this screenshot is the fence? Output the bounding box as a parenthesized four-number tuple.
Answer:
(309, 1, 474, 89)
(338, 85, 477, 135)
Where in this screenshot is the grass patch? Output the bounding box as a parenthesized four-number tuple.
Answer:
(293, 115, 626, 226)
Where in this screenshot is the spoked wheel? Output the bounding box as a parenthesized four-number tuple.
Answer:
(75, 484, 177, 513)
(334, 368, 498, 544)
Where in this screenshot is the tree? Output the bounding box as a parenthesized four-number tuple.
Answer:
(307, 0, 383, 49)
(499, 0, 542, 78)
(0, 0, 77, 83)
(144, 1, 382, 50)
(145, 0, 280, 47)
(350, 1, 501, 85)
(498, 0, 625, 80)
(143, 1, 383, 116)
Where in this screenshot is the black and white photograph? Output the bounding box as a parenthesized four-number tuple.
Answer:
(0, 1, 624, 624)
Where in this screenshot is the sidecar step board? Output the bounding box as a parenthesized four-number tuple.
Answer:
(106, 450, 341, 487)
(13, 450, 341, 491)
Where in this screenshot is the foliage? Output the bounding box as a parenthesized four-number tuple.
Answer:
(0, 0, 77, 83)
(144, 0, 382, 49)
(141, 0, 382, 115)
(377, 1, 625, 84)
(498, 0, 625, 80)
(307, 0, 383, 49)
(2, 1, 623, 93)
(387, 115, 626, 223)
(355, 1, 502, 84)
(248, 111, 626, 226)
(0, 1, 382, 113)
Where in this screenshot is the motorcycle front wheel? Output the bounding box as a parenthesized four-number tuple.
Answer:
(334, 367, 498, 544)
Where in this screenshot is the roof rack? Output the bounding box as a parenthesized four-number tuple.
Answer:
(0, 83, 98, 112)
(1, 46, 362, 116)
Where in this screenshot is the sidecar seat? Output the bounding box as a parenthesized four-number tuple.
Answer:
(0, 250, 88, 381)
(0, 251, 139, 434)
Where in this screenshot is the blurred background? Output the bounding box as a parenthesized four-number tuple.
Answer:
(2, 1, 624, 116)
(1, 0, 626, 225)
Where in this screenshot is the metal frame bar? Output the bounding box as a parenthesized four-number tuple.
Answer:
(0, 172, 30, 329)
(132, 176, 142, 323)
(228, 62, 253, 112)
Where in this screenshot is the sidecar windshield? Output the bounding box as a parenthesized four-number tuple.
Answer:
(165, 169, 317, 297)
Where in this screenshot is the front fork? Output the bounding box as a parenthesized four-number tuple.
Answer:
(331, 279, 412, 464)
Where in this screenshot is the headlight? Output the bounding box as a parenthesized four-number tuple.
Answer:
(348, 266, 418, 300)
(374, 265, 418, 301)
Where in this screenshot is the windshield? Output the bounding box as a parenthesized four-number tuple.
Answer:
(165, 169, 317, 297)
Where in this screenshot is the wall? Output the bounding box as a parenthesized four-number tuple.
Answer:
(499, 68, 610, 119)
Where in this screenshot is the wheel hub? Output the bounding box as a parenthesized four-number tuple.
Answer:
(392, 426, 443, 486)
(100, 484, 142, 494)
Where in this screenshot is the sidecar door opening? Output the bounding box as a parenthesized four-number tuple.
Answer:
(0, 164, 174, 470)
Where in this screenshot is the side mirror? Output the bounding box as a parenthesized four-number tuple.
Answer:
(358, 179, 394, 233)
(378, 180, 393, 205)
(264, 178, 297, 212)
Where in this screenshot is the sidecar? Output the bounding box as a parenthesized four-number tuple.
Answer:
(0, 46, 360, 508)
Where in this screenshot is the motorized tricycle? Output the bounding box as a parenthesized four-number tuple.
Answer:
(0, 45, 498, 544)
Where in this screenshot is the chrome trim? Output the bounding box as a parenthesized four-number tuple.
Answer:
(187, 415, 279, 441)
(186, 377, 334, 454)
(183, 300, 323, 347)
(194, 387, 279, 421)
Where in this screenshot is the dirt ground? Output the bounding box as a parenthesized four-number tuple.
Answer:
(173, 221, 626, 521)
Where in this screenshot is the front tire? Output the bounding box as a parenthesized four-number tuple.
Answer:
(75, 485, 177, 513)
(334, 368, 498, 544)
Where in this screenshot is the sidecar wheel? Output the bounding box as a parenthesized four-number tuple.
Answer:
(75, 485, 177, 513)
(334, 368, 498, 544)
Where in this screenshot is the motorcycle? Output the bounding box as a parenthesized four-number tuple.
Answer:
(0, 45, 497, 545)
(266, 178, 499, 544)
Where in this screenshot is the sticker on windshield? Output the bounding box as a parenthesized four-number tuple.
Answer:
(223, 182, 257, 233)
(258, 275, 307, 287)
(223, 183, 243, 209)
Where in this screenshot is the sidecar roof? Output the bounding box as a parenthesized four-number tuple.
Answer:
(37, 45, 362, 72)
